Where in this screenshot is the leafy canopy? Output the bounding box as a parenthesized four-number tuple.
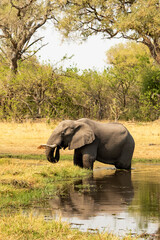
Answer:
(58, 0, 160, 64)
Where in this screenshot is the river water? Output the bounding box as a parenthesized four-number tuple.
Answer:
(31, 163, 160, 238)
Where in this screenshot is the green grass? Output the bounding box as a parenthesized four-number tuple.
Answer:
(1, 153, 160, 163)
(133, 158, 160, 163)
(0, 158, 90, 210)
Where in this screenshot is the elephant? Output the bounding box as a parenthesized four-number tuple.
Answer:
(38, 118, 135, 170)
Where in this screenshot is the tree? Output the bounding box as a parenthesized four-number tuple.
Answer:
(57, 68, 90, 118)
(58, 68, 111, 119)
(80, 70, 111, 119)
(139, 66, 160, 120)
(58, 0, 160, 65)
(0, 57, 54, 120)
(106, 42, 154, 119)
(0, 0, 60, 73)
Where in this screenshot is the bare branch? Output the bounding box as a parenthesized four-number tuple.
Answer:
(21, 43, 48, 61)
(22, 37, 45, 54)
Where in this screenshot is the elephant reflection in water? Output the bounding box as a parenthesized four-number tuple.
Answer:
(49, 170, 134, 219)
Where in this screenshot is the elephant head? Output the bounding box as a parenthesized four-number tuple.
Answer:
(38, 120, 95, 163)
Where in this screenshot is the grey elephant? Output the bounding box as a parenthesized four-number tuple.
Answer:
(38, 118, 135, 170)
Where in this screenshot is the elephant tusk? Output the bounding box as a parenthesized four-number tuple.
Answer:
(37, 144, 57, 149)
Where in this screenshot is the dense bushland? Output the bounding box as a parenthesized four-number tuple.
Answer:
(0, 0, 160, 122)
(0, 42, 160, 122)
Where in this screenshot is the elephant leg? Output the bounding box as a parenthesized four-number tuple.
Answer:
(81, 143, 97, 170)
(115, 152, 132, 170)
(82, 154, 95, 170)
(73, 149, 83, 168)
(115, 135, 135, 170)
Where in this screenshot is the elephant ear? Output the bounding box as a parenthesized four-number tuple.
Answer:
(69, 122, 95, 150)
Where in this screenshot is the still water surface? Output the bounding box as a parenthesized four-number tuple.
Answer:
(32, 164, 160, 238)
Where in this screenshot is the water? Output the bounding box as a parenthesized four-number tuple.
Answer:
(31, 164, 160, 238)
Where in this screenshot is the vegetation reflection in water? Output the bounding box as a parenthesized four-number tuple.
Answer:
(28, 164, 160, 237)
(129, 164, 160, 234)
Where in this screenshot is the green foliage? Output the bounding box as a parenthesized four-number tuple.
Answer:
(0, 42, 160, 121)
(139, 66, 160, 120)
(80, 70, 111, 119)
(0, 58, 53, 120)
(61, 69, 111, 119)
(106, 42, 157, 120)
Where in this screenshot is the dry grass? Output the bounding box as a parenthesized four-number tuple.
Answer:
(0, 121, 53, 154)
(124, 120, 160, 159)
(0, 120, 159, 159)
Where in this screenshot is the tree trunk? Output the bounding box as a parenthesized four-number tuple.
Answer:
(143, 37, 160, 65)
(10, 54, 18, 74)
(98, 101, 103, 120)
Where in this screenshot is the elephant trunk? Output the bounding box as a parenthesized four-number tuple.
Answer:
(46, 146, 60, 163)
